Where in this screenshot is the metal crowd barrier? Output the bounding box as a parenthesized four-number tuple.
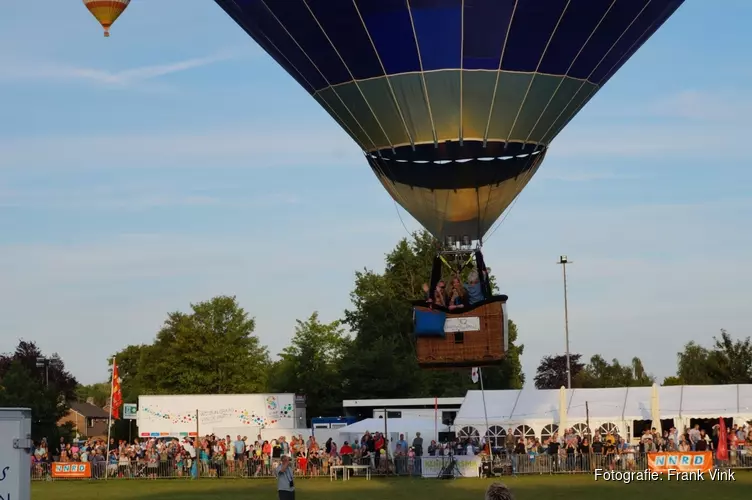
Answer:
(30, 450, 752, 480)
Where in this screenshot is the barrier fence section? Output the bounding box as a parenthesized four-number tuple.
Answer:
(31, 451, 752, 481)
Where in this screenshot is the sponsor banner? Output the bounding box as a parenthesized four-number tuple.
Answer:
(123, 403, 138, 420)
(647, 452, 713, 473)
(140, 432, 196, 438)
(51, 462, 91, 479)
(420, 456, 481, 478)
(444, 317, 480, 332)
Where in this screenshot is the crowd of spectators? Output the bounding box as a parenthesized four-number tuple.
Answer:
(31, 430, 429, 479)
(30, 421, 752, 479)
(475, 422, 752, 473)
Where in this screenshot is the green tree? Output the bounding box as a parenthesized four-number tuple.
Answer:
(575, 355, 654, 387)
(115, 295, 271, 395)
(269, 312, 350, 421)
(672, 330, 752, 385)
(534, 353, 586, 389)
(110, 343, 149, 403)
(662, 376, 683, 386)
(341, 231, 525, 399)
(76, 382, 111, 407)
(0, 341, 78, 441)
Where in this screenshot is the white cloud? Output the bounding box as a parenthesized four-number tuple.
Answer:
(0, 116, 743, 174)
(648, 89, 752, 121)
(0, 50, 242, 88)
(2, 89, 747, 175)
(0, 125, 360, 171)
(536, 169, 643, 182)
(1, 198, 750, 385)
(0, 184, 300, 210)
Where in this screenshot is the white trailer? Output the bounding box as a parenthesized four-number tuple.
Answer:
(0, 408, 32, 500)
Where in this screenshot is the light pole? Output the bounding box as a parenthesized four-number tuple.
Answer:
(557, 256, 572, 389)
(36, 356, 49, 387)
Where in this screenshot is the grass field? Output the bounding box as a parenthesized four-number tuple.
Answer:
(32, 473, 752, 500)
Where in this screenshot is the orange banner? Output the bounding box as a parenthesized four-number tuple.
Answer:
(51, 462, 91, 478)
(647, 452, 713, 473)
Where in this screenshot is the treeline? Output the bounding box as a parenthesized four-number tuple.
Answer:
(533, 330, 752, 389)
(3, 232, 752, 441)
(81, 232, 525, 424)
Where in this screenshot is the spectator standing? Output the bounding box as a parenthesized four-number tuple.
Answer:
(276, 455, 295, 500)
(412, 432, 424, 476)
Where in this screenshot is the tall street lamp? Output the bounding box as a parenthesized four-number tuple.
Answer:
(557, 256, 572, 389)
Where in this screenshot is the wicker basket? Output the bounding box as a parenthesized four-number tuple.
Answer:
(415, 300, 505, 368)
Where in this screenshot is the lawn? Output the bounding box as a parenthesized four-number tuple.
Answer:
(32, 473, 752, 500)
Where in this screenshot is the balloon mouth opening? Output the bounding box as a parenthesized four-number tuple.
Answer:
(365, 141, 545, 165)
(365, 141, 546, 193)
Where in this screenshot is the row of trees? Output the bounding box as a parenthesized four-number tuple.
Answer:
(3, 231, 752, 440)
(98, 232, 524, 422)
(533, 330, 752, 389)
(0, 341, 78, 442)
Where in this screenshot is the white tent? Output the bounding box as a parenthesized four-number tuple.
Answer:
(339, 417, 449, 435)
(338, 417, 449, 450)
(454, 385, 752, 443)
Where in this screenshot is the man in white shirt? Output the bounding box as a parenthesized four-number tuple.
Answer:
(276, 455, 295, 500)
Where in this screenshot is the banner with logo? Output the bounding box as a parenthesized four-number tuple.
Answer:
(647, 452, 713, 473)
(51, 462, 91, 479)
(123, 403, 138, 420)
(420, 456, 481, 478)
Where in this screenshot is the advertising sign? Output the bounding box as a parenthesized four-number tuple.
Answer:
(647, 452, 713, 473)
(420, 456, 481, 478)
(51, 462, 91, 479)
(123, 403, 138, 420)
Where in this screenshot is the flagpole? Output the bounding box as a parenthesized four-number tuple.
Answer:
(105, 357, 115, 481)
(434, 396, 438, 443)
(478, 367, 494, 476)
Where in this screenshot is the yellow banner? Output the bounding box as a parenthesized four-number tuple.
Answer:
(647, 452, 713, 473)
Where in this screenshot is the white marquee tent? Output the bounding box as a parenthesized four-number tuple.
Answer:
(340, 417, 448, 435)
(336, 417, 450, 451)
(453, 385, 752, 443)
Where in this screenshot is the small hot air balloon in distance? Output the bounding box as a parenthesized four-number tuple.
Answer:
(83, 0, 131, 37)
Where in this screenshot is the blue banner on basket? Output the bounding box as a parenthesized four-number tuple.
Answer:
(414, 308, 446, 337)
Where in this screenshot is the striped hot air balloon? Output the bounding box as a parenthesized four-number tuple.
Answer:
(83, 0, 130, 37)
(214, 0, 685, 243)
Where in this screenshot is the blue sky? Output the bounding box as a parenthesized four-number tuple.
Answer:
(1, 0, 751, 387)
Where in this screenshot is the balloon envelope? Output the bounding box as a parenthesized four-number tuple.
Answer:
(215, 0, 684, 240)
(83, 0, 130, 37)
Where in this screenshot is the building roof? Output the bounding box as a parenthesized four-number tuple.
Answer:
(69, 402, 110, 419)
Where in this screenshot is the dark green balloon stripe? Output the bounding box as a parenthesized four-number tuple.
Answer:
(313, 70, 597, 153)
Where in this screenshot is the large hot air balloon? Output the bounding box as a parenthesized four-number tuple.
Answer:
(214, 0, 685, 367)
(83, 0, 130, 37)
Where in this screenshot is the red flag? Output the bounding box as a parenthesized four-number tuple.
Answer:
(716, 417, 728, 461)
(110, 361, 123, 420)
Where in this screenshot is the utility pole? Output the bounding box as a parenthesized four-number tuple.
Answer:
(557, 256, 572, 389)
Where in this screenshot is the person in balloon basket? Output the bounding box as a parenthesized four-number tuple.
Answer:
(276, 455, 295, 500)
